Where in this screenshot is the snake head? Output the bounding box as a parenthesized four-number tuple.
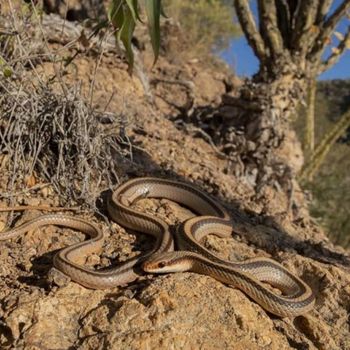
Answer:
(142, 252, 193, 273)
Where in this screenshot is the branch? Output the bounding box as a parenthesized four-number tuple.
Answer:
(0, 205, 80, 212)
(323, 0, 350, 33)
(275, 0, 292, 46)
(257, 0, 284, 56)
(233, 0, 267, 60)
(299, 107, 350, 181)
(319, 25, 350, 72)
(315, 0, 333, 24)
(311, 0, 350, 57)
(0, 29, 19, 36)
(292, 0, 319, 52)
(287, 0, 301, 30)
(304, 78, 317, 155)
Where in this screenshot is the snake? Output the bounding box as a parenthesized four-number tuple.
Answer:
(143, 215, 315, 317)
(0, 177, 315, 317)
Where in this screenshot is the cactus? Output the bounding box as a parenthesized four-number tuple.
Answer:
(304, 78, 316, 157)
(299, 108, 350, 181)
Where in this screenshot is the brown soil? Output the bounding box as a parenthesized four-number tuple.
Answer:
(1, 12, 350, 350)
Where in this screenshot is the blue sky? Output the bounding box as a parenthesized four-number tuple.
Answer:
(221, 1, 350, 80)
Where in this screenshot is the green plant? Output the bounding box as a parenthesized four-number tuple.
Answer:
(306, 145, 350, 248)
(304, 78, 317, 157)
(294, 80, 350, 248)
(299, 108, 350, 181)
(108, 0, 165, 72)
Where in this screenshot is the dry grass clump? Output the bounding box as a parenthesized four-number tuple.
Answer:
(0, 81, 131, 207)
(0, 2, 133, 208)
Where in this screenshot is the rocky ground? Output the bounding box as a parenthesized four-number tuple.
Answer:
(1, 9, 350, 350)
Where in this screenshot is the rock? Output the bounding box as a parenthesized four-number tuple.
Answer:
(1, 10, 350, 350)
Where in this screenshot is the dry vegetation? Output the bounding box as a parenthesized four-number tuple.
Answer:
(0, 1, 241, 208)
(0, 2, 133, 208)
(0, 84, 131, 206)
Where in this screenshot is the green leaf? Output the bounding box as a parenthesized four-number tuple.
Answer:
(108, 0, 124, 29)
(125, 0, 142, 23)
(160, 1, 168, 18)
(145, 0, 161, 65)
(132, 0, 143, 22)
(118, 4, 136, 74)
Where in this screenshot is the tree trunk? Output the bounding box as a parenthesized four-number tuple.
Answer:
(231, 0, 350, 191)
(228, 56, 308, 189)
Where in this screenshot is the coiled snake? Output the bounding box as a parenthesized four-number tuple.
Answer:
(0, 177, 314, 317)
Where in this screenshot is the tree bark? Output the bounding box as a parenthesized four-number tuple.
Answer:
(233, 0, 267, 61)
(304, 78, 317, 156)
(231, 0, 350, 190)
(223, 55, 308, 189)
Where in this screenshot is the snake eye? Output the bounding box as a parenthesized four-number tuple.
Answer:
(158, 262, 166, 268)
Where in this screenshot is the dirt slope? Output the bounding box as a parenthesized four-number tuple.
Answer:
(1, 13, 350, 350)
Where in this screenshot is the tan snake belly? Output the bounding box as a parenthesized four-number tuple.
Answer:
(0, 177, 315, 316)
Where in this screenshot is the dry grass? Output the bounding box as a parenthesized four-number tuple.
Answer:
(0, 1, 132, 208)
(0, 83, 131, 206)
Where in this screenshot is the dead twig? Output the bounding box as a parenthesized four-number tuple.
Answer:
(0, 205, 80, 212)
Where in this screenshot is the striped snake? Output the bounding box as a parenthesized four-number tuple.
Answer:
(0, 177, 314, 317)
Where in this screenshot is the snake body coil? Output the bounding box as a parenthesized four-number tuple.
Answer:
(0, 177, 315, 317)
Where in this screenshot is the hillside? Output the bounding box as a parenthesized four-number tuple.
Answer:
(1, 4, 350, 349)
